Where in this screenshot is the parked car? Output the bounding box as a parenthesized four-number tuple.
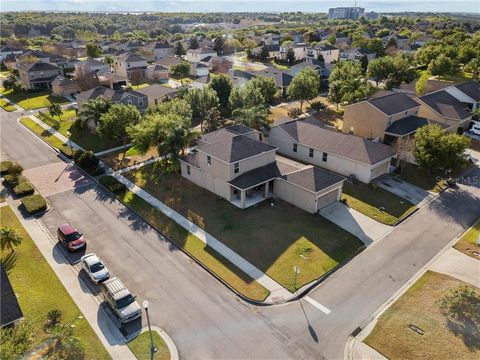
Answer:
(101, 277, 141, 323)
(80, 253, 110, 283)
(470, 121, 480, 136)
(57, 223, 86, 252)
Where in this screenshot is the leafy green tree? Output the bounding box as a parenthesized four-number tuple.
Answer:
(359, 55, 368, 74)
(0, 227, 22, 254)
(287, 67, 320, 111)
(465, 56, 480, 80)
(327, 34, 336, 45)
(184, 87, 220, 132)
(86, 43, 102, 58)
(232, 105, 270, 131)
(285, 47, 295, 65)
(2, 74, 18, 91)
(327, 80, 344, 110)
(329, 61, 372, 107)
(0, 320, 33, 360)
(48, 103, 63, 120)
(169, 61, 190, 77)
(213, 36, 225, 54)
(98, 104, 141, 163)
(414, 124, 470, 174)
(189, 37, 199, 50)
(78, 97, 112, 130)
(428, 54, 455, 76)
(416, 72, 430, 96)
(367, 57, 395, 85)
(174, 42, 186, 56)
(208, 74, 233, 111)
(437, 285, 480, 322)
(244, 76, 277, 105)
(229, 85, 265, 111)
(145, 98, 192, 121)
(203, 107, 223, 133)
(48, 323, 85, 360)
(259, 43, 270, 62)
(104, 55, 115, 71)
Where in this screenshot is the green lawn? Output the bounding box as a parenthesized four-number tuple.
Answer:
(454, 220, 480, 260)
(0, 98, 16, 111)
(131, 83, 150, 89)
(365, 271, 480, 360)
(437, 71, 473, 82)
(117, 190, 270, 301)
(0, 205, 110, 360)
(124, 163, 364, 292)
(396, 162, 446, 192)
(19, 117, 74, 156)
(0, 88, 69, 110)
(128, 331, 170, 360)
(37, 110, 121, 152)
(342, 182, 417, 225)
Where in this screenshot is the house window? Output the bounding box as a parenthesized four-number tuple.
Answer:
(127, 63, 130, 67)
(207, 156, 212, 166)
(186, 165, 191, 175)
(127, 99, 132, 105)
(322, 152, 328, 162)
(293, 143, 298, 152)
(139, 98, 144, 106)
(234, 162, 239, 174)
(309, 148, 314, 157)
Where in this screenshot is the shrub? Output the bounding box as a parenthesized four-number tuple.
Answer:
(74, 150, 99, 171)
(99, 176, 126, 193)
(3, 174, 20, 187)
(288, 107, 303, 118)
(59, 145, 74, 159)
(7, 162, 23, 178)
(21, 194, 48, 214)
(308, 100, 326, 112)
(13, 179, 35, 197)
(0, 160, 12, 175)
(87, 166, 105, 176)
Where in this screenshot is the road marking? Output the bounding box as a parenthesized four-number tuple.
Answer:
(304, 296, 331, 314)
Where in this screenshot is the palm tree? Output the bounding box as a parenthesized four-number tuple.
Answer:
(78, 97, 112, 131)
(232, 105, 270, 131)
(0, 227, 22, 254)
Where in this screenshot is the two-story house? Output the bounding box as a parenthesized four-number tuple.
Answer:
(0, 46, 23, 62)
(185, 47, 217, 63)
(75, 59, 110, 77)
(18, 61, 62, 90)
(76, 86, 148, 113)
(252, 68, 293, 96)
(279, 43, 307, 62)
(180, 125, 346, 213)
(114, 52, 148, 80)
(142, 41, 174, 61)
(339, 48, 376, 62)
(305, 43, 339, 64)
(269, 117, 398, 183)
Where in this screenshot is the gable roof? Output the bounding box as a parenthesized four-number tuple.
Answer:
(188, 47, 216, 54)
(1, 265, 23, 327)
(77, 86, 145, 102)
(419, 90, 471, 120)
(367, 92, 420, 115)
(154, 56, 182, 67)
(276, 117, 397, 165)
(198, 134, 276, 163)
(18, 61, 60, 72)
(454, 81, 480, 102)
(134, 84, 176, 99)
(116, 52, 146, 62)
(200, 125, 256, 145)
(281, 166, 345, 193)
(253, 68, 293, 88)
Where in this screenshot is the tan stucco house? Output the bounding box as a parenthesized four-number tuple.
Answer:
(269, 117, 397, 183)
(180, 125, 345, 213)
(18, 61, 62, 90)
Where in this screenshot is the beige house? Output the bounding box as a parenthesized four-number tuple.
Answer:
(51, 76, 80, 97)
(114, 53, 148, 80)
(180, 125, 345, 213)
(18, 61, 62, 90)
(342, 92, 421, 141)
(185, 47, 217, 63)
(269, 117, 397, 183)
(134, 84, 178, 106)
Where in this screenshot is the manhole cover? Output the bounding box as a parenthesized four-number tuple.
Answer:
(409, 324, 424, 335)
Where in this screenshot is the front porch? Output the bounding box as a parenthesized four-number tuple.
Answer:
(230, 181, 273, 209)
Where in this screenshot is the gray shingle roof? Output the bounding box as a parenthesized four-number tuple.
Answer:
(454, 81, 480, 102)
(229, 162, 281, 190)
(78, 86, 145, 102)
(281, 166, 345, 193)
(200, 126, 256, 144)
(419, 90, 471, 120)
(198, 134, 276, 163)
(384, 116, 429, 136)
(19, 61, 59, 72)
(134, 84, 176, 99)
(367, 92, 419, 115)
(1, 265, 23, 326)
(277, 117, 397, 165)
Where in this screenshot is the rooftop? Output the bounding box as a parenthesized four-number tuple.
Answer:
(1, 265, 23, 327)
(367, 92, 420, 116)
(281, 166, 345, 193)
(419, 90, 472, 120)
(454, 81, 480, 102)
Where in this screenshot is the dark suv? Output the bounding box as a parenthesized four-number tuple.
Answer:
(57, 223, 86, 252)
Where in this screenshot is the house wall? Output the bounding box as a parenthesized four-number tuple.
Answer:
(417, 102, 471, 131)
(186, 51, 216, 63)
(190, 65, 209, 77)
(342, 102, 389, 140)
(115, 59, 148, 78)
(153, 47, 174, 61)
(19, 68, 62, 90)
(268, 126, 392, 183)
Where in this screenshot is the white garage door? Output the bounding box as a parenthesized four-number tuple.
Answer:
(316, 189, 339, 211)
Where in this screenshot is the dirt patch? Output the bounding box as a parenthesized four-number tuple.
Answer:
(101, 147, 159, 171)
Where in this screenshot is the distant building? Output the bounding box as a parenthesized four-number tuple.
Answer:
(328, 7, 365, 20)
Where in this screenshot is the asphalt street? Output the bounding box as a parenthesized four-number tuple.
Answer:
(2, 110, 480, 359)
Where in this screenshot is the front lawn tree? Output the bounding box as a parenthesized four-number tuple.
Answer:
(169, 61, 190, 78)
(232, 105, 270, 132)
(413, 124, 470, 174)
(208, 74, 233, 111)
(97, 104, 141, 164)
(259, 44, 270, 62)
(437, 285, 480, 322)
(328, 80, 344, 110)
(285, 47, 296, 66)
(48, 103, 63, 120)
(0, 227, 22, 254)
(174, 42, 186, 56)
(244, 76, 277, 105)
(287, 68, 320, 112)
(78, 97, 112, 131)
(86, 43, 102, 58)
(189, 36, 199, 50)
(367, 57, 395, 86)
(184, 87, 220, 132)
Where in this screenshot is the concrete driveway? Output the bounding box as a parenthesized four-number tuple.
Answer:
(320, 202, 392, 245)
(374, 175, 434, 206)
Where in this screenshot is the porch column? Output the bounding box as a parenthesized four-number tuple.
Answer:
(264, 182, 269, 197)
(240, 190, 246, 208)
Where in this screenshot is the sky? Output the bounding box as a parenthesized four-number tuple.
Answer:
(1, 0, 479, 14)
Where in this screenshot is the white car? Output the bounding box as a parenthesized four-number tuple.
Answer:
(80, 253, 110, 284)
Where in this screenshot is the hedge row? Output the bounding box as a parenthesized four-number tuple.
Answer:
(99, 176, 126, 193)
(21, 194, 48, 215)
(0, 160, 12, 175)
(13, 179, 35, 197)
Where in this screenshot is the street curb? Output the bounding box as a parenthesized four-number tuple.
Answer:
(136, 326, 179, 360)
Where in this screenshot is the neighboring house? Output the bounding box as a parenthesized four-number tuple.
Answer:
(382, 35, 410, 50)
(226, 69, 255, 87)
(141, 41, 174, 61)
(76, 86, 148, 113)
(192, 75, 211, 89)
(263, 33, 281, 46)
(75, 59, 110, 77)
(250, 43, 280, 59)
(180, 125, 346, 213)
(154, 56, 183, 69)
(290, 58, 329, 78)
(145, 64, 169, 82)
(306, 43, 339, 64)
(279, 43, 307, 61)
(416, 90, 473, 131)
(269, 116, 397, 183)
(114, 52, 148, 80)
(444, 81, 479, 111)
(189, 62, 210, 77)
(51, 76, 81, 97)
(0, 46, 23, 62)
(1, 265, 23, 328)
(97, 71, 129, 90)
(185, 47, 217, 63)
(253, 68, 293, 96)
(55, 40, 87, 58)
(342, 92, 421, 141)
(134, 84, 178, 106)
(18, 61, 62, 90)
(340, 48, 376, 62)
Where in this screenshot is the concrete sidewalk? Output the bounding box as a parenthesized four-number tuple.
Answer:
(430, 247, 480, 287)
(3, 195, 136, 360)
(106, 168, 292, 303)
